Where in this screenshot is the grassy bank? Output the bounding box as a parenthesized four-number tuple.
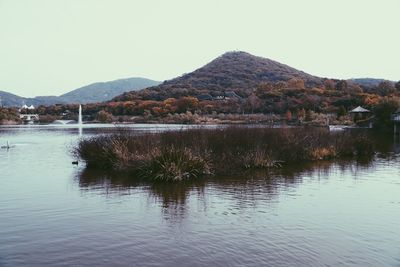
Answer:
(75, 127, 374, 181)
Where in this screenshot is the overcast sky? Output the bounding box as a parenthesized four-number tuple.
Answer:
(0, 0, 399, 97)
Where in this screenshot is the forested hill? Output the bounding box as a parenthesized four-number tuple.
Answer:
(0, 77, 160, 107)
(349, 78, 394, 88)
(114, 51, 324, 101)
(60, 77, 160, 104)
(164, 51, 322, 88)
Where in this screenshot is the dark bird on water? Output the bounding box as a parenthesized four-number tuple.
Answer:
(1, 141, 13, 149)
(72, 161, 79, 165)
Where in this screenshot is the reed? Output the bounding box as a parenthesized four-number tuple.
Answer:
(75, 127, 375, 181)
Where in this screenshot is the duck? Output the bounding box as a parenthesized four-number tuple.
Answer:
(72, 161, 79, 165)
(1, 141, 12, 149)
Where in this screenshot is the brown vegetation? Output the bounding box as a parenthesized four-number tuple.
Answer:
(0, 107, 20, 125)
(75, 127, 375, 182)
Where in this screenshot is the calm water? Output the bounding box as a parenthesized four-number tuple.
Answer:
(0, 125, 399, 267)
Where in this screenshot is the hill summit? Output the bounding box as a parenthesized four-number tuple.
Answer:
(114, 51, 323, 101)
(164, 51, 322, 89)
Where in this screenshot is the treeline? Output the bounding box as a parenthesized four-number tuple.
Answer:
(35, 78, 399, 117)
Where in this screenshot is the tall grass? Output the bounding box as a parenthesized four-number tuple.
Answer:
(75, 127, 374, 181)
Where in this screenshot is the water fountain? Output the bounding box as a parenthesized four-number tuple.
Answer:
(78, 105, 83, 137)
(78, 105, 83, 125)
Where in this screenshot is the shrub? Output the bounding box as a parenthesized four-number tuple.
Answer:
(96, 110, 114, 123)
(138, 148, 211, 182)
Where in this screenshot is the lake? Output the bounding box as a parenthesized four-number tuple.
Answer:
(0, 124, 399, 267)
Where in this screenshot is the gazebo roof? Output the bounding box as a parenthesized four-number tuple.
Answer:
(350, 106, 370, 113)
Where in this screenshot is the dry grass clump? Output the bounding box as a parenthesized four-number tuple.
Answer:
(308, 146, 337, 160)
(138, 148, 212, 182)
(75, 127, 375, 181)
(241, 150, 281, 169)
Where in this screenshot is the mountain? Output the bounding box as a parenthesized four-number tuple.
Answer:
(163, 51, 322, 88)
(114, 51, 324, 101)
(33, 96, 68, 105)
(0, 91, 27, 107)
(0, 77, 160, 107)
(0, 91, 69, 107)
(60, 77, 160, 104)
(350, 78, 395, 88)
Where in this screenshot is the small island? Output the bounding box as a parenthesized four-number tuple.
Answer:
(75, 126, 375, 181)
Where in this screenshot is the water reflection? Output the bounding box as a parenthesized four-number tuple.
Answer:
(75, 158, 379, 221)
(150, 181, 206, 221)
(1, 125, 400, 267)
(77, 168, 142, 190)
(393, 142, 400, 154)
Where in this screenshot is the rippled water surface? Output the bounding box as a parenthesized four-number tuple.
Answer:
(0, 125, 399, 267)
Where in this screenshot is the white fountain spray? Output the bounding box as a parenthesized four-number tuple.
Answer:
(78, 105, 82, 125)
(78, 105, 83, 136)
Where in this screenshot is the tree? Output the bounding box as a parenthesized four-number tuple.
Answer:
(297, 108, 306, 122)
(256, 82, 274, 98)
(305, 110, 314, 121)
(377, 81, 395, 96)
(337, 106, 346, 117)
(152, 107, 163, 116)
(285, 110, 292, 121)
(373, 97, 400, 129)
(96, 110, 113, 123)
(324, 79, 336, 90)
(247, 93, 262, 113)
(275, 81, 288, 89)
(335, 80, 348, 91)
(395, 81, 400, 91)
(347, 83, 363, 94)
(176, 96, 199, 113)
(287, 78, 305, 89)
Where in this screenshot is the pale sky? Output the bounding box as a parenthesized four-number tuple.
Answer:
(0, 0, 399, 97)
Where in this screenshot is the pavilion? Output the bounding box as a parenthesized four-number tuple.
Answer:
(349, 106, 371, 122)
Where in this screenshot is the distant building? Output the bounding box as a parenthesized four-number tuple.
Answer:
(196, 94, 213, 101)
(196, 91, 243, 101)
(350, 106, 370, 113)
(19, 114, 39, 124)
(225, 91, 243, 100)
(349, 106, 371, 122)
(214, 91, 243, 101)
(19, 104, 35, 112)
(392, 108, 400, 120)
